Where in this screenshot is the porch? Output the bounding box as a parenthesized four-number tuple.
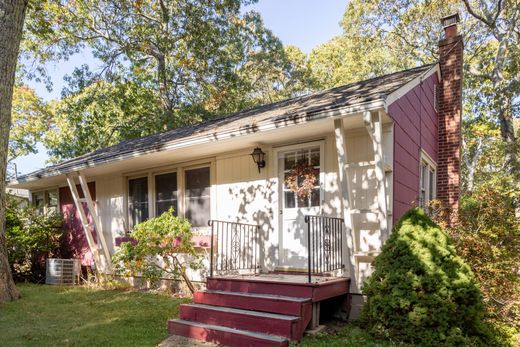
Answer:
(168, 216, 350, 346)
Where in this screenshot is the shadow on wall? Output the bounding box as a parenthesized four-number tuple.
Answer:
(226, 179, 276, 272)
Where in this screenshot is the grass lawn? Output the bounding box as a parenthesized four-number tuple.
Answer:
(0, 284, 189, 347)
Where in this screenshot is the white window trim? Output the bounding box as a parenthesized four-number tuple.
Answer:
(419, 150, 437, 209)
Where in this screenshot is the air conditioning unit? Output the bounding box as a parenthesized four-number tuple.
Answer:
(46, 258, 81, 285)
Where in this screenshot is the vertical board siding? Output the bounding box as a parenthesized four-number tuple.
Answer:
(59, 182, 96, 266)
(389, 73, 438, 224)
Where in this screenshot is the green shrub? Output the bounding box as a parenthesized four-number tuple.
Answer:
(112, 208, 201, 284)
(360, 208, 498, 346)
(6, 197, 64, 282)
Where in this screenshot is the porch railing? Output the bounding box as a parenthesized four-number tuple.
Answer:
(305, 215, 345, 282)
(208, 220, 260, 278)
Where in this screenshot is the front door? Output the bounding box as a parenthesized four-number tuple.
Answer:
(277, 142, 324, 270)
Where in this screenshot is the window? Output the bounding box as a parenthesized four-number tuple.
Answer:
(155, 172, 178, 216)
(33, 191, 45, 214)
(282, 147, 321, 209)
(128, 177, 148, 228)
(126, 164, 212, 230)
(32, 189, 59, 215)
(419, 152, 436, 209)
(185, 167, 211, 227)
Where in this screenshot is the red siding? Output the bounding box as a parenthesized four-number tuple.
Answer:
(388, 73, 438, 224)
(59, 182, 97, 266)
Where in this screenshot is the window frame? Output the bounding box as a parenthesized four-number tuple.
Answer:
(419, 150, 437, 209)
(127, 175, 150, 229)
(31, 188, 59, 215)
(124, 159, 214, 231)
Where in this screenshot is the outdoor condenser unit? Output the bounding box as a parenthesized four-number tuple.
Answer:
(45, 258, 81, 285)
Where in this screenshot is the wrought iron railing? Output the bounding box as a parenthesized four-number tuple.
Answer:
(305, 215, 345, 282)
(208, 220, 259, 277)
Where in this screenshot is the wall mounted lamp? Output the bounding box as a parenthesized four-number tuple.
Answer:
(250, 147, 266, 173)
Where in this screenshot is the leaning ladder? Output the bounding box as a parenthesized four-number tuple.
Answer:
(66, 172, 112, 273)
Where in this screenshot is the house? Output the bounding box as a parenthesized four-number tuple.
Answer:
(8, 14, 463, 346)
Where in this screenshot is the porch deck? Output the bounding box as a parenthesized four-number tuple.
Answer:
(208, 273, 350, 302)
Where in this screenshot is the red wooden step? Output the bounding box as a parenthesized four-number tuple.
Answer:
(193, 290, 311, 316)
(179, 303, 300, 339)
(168, 319, 288, 347)
(206, 277, 314, 297)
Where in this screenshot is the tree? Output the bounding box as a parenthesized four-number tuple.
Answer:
(0, 0, 28, 303)
(317, 0, 519, 182)
(20, 0, 309, 162)
(461, 0, 520, 180)
(9, 85, 50, 160)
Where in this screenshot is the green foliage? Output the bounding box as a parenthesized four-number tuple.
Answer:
(20, 0, 312, 162)
(5, 197, 64, 282)
(10, 85, 50, 160)
(450, 177, 519, 341)
(361, 208, 498, 346)
(112, 208, 201, 282)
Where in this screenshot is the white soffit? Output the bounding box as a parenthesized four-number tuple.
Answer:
(384, 64, 440, 109)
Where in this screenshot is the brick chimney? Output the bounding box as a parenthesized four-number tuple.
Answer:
(437, 13, 463, 217)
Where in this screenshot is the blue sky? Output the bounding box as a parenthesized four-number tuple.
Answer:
(15, 0, 347, 175)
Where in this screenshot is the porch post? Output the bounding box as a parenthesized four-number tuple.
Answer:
(363, 110, 389, 243)
(333, 118, 358, 293)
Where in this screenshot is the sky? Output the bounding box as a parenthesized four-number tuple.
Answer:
(14, 0, 347, 175)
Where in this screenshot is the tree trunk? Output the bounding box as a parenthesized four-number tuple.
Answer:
(498, 96, 519, 180)
(0, 0, 28, 302)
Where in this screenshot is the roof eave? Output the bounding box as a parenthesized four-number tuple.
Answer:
(9, 98, 386, 188)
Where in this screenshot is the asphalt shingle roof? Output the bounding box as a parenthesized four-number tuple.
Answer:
(16, 64, 435, 182)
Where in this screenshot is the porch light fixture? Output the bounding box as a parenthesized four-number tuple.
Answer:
(250, 147, 266, 173)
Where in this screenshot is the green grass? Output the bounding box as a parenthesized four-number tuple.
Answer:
(297, 324, 400, 347)
(0, 284, 189, 347)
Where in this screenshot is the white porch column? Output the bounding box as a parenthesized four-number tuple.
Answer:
(363, 110, 389, 243)
(333, 118, 358, 293)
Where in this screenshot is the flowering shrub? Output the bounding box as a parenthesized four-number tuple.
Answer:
(112, 208, 201, 288)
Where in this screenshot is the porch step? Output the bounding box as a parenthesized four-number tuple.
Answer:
(179, 303, 300, 339)
(193, 290, 311, 316)
(206, 277, 315, 297)
(168, 319, 289, 347)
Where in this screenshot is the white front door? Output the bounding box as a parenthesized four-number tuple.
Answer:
(276, 142, 324, 270)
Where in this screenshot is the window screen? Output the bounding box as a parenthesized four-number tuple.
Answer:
(128, 177, 148, 228)
(47, 190, 59, 214)
(33, 192, 45, 214)
(185, 167, 210, 227)
(155, 172, 178, 216)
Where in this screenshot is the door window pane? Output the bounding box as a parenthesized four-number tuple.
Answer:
(185, 167, 210, 227)
(129, 177, 148, 228)
(155, 172, 178, 216)
(281, 146, 321, 209)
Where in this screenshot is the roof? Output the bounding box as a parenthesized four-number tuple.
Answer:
(14, 64, 436, 184)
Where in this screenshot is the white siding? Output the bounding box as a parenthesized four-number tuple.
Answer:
(95, 175, 126, 254)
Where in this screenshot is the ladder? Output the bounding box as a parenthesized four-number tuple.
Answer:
(66, 172, 112, 273)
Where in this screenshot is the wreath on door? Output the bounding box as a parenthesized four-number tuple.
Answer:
(284, 162, 318, 199)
